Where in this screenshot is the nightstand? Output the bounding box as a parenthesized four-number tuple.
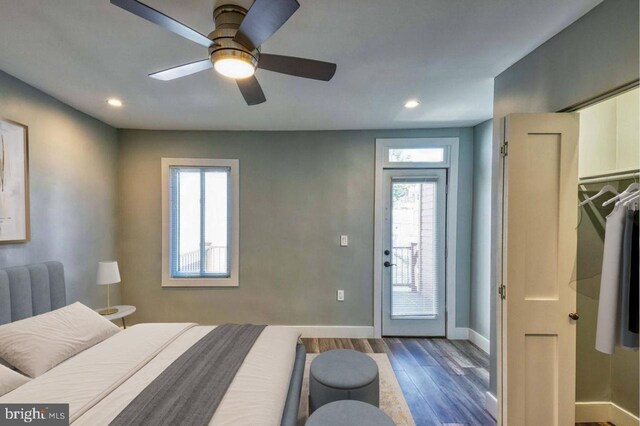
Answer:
(95, 305, 136, 329)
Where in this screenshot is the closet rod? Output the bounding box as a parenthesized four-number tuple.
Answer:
(579, 170, 640, 185)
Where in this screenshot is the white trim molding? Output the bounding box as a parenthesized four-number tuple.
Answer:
(485, 392, 498, 420)
(444, 327, 490, 355)
(575, 402, 640, 426)
(448, 327, 469, 340)
(285, 326, 491, 351)
(161, 158, 240, 288)
(468, 328, 490, 354)
(576, 402, 609, 423)
(283, 326, 375, 339)
(611, 403, 640, 426)
(374, 137, 460, 338)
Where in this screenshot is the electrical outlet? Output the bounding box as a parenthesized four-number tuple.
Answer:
(337, 290, 345, 301)
(340, 235, 348, 247)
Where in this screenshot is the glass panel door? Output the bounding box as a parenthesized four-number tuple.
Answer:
(382, 169, 446, 336)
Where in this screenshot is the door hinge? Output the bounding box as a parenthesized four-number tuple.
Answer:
(500, 142, 509, 157)
(498, 285, 507, 300)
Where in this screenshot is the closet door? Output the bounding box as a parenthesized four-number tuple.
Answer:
(501, 113, 579, 425)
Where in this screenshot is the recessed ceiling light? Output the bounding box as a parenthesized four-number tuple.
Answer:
(107, 98, 123, 107)
(404, 99, 420, 109)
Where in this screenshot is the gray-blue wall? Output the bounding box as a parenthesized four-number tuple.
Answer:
(0, 64, 477, 332)
(117, 128, 475, 329)
(456, 128, 475, 330)
(470, 119, 492, 340)
(489, 0, 640, 396)
(0, 70, 119, 307)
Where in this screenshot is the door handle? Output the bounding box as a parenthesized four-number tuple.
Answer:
(383, 261, 395, 267)
(568, 312, 579, 321)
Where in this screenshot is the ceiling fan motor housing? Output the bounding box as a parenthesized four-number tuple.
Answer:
(208, 5, 258, 71)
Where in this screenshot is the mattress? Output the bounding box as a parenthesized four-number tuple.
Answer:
(0, 323, 302, 425)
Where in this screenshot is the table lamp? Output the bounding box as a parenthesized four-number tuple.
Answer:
(97, 261, 120, 315)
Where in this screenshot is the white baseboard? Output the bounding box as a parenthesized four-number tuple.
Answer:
(468, 329, 490, 354)
(289, 325, 495, 421)
(485, 391, 497, 420)
(284, 325, 492, 352)
(283, 326, 375, 338)
(448, 327, 470, 340)
(575, 402, 609, 422)
(611, 402, 640, 426)
(576, 401, 640, 426)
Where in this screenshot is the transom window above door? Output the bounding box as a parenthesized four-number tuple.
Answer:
(161, 158, 239, 287)
(378, 138, 452, 168)
(388, 147, 445, 163)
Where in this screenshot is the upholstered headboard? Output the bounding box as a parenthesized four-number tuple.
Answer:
(0, 261, 66, 325)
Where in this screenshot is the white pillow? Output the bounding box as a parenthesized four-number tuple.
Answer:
(0, 357, 14, 369)
(0, 302, 120, 377)
(0, 364, 30, 396)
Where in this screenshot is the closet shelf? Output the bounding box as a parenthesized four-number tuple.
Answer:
(579, 169, 639, 185)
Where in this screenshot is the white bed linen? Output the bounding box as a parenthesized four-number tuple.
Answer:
(0, 323, 196, 421)
(0, 364, 30, 396)
(0, 302, 121, 378)
(1, 324, 300, 426)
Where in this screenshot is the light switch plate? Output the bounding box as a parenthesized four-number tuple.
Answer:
(340, 235, 348, 247)
(337, 290, 345, 301)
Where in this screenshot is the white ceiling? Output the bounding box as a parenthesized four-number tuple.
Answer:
(0, 0, 601, 131)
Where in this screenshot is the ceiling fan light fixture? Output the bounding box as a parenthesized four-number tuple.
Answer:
(211, 48, 257, 80)
(116, 0, 335, 105)
(214, 57, 255, 79)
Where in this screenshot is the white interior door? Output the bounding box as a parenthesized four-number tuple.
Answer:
(382, 169, 446, 336)
(500, 113, 579, 425)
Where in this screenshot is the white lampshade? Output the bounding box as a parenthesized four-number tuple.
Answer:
(96, 261, 121, 286)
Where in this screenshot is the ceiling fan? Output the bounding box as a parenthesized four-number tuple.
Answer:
(110, 0, 337, 105)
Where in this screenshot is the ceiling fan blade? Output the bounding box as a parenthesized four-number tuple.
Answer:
(237, 76, 266, 106)
(149, 59, 213, 81)
(233, 0, 300, 51)
(258, 54, 336, 81)
(111, 0, 213, 48)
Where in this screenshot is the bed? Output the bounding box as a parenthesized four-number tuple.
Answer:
(0, 262, 306, 425)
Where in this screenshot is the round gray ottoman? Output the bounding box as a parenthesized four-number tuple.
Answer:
(306, 400, 394, 426)
(309, 349, 379, 413)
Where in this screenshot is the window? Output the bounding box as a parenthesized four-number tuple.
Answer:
(162, 158, 239, 287)
(388, 148, 445, 163)
(377, 138, 452, 168)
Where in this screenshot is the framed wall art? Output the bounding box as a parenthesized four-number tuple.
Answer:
(0, 119, 30, 243)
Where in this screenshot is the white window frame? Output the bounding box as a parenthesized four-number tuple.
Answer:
(374, 137, 461, 338)
(161, 158, 240, 287)
(379, 138, 451, 168)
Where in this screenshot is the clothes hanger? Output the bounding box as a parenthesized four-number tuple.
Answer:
(618, 188, 638, 201)
(625, 175, 640, 209)
(620, 191, 639, 207)
(602, 182, 640, 207)
(621, 195, 639, 211)
(576, 184, 619, 228)
(578, 184, 618, 207)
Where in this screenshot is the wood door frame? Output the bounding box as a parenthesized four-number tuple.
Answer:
(374, 137, 461, 338)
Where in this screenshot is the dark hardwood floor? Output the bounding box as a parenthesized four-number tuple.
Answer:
(301, 337, 495, 426)
(302, 337, 612, 426)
